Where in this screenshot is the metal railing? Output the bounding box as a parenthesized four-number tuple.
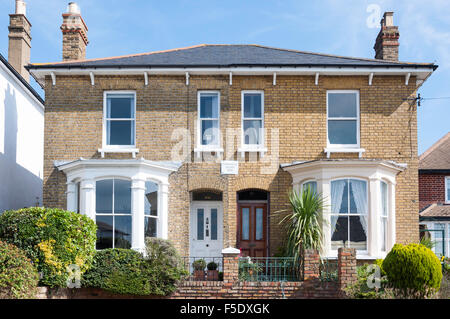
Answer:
(238, 257, 300, 282)
(319, 259, 338, 282)
(182, 257, 224, 281)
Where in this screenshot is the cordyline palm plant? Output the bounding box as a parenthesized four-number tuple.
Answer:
(278, 186, 326, 263)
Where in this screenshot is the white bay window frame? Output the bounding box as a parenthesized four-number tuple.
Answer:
(283, 160, 404, 259)
(57, 158, 181, 252)
(98, 91, 138, 158)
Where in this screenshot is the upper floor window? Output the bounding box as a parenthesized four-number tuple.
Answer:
(104, 92, 136, 147)
(327, 91, 359, 148)
(331, 178, 367, 253)
(96, 178, 132, 249)
(198, 92, 220, 147)
(446, 177, 450, 203)
(242, 91, 264, 146)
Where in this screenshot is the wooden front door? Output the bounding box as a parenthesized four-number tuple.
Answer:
(238, 204, 267, 257)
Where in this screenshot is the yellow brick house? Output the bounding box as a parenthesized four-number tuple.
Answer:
(27, 5, 437, 262)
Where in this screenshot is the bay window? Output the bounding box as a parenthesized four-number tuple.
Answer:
(144, 181, 159, 238)
(380, 181, 388, 252)
(242, 91, 264, 147)
(327, 91, 359, 147)
(331, 179, 368, 252)
(302, 180, 317, 194)
(96, 179, 132, 249)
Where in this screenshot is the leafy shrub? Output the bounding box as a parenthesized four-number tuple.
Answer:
(0, 241, 39, 299)
(192, 259, 206, 271)
(0, 207, 97, 287)
(82, 249, 153, 295)
(83, 239, 187, 296)
(207, 261, 218, 271)
(344, 263, 392, 299)
(382, 243, 442, 298)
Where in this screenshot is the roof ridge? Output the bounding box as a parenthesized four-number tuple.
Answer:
(419, 132, 450, 162)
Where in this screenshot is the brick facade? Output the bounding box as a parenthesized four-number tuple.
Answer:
(42, 73, 419, 256)
(419, 173, 448, 210)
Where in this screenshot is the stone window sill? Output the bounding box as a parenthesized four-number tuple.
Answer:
(98, 148, 139, 158)
(324, 147, 365, 158)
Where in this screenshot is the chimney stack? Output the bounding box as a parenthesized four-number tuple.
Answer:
(8, 0, 31, 82)
(374, 12, 399, 61)
(61, 2, 88, 61)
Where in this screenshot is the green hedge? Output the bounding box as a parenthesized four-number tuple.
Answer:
(82, 239, 187, 296)
(0, 240, 39, 299)
(0, 207, 97, 287)
(383, 243, 442, 298)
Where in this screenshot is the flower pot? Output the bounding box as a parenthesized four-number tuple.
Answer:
(193, 270, 205, 281)
(207, 270, 219, 281)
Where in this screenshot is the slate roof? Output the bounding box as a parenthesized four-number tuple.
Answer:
(420, 204, 450, 219)
(419, 132, 450, 170)
(27, 44, 437, 69)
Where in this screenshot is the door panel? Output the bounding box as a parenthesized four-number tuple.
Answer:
(238, 204, 267, 257)
(190, 203, 223, 258)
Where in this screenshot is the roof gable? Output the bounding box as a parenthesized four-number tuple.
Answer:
(419, 132, 450, 170)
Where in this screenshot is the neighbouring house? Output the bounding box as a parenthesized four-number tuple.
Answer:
(419, 132, 450, 257)
(27, 3, 436, 262)
(0, 0, 44, 212)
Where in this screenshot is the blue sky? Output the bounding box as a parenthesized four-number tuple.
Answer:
(0, 0, 448, 154)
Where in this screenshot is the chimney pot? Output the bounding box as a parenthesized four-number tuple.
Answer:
(15, 0, 26, 15)
(61, 2, 88, 61)
(67, 2, 81, 14)
(383, 12, 394, 27)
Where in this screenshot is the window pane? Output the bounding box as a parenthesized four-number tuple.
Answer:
(242, 208, 250, 240)
(331, 216, 348, 250)
(328, 120, 357, 145)
(381, 218, 387, 252)
(211, 208, 217, 240)
(114, 180, 131, 214)
(381, 182, 388, 217)
(349, 179, 367, 214)
(96, 180, 113, 214)
(145, 217, 157, 238)
(114, 216, 132, 249)
(244, 94, 262, 118)
(197, 209, 204, 240)
(96, 215, 113, 249)
(328, 93, 357, 118)
(145, 181, 158, 216)
(243, 120, 262, 145)
(447, 178, 450, 201)
(349, 216, 367, 250)
(434, 223, 445, 256)
(107, 95, 134, 118)
(201, 120, 219, 145)
(303, 181, 317, 194)
(331, 180, 348, 214)
(255, 208, 263, 241)
(107, 120, 134, 145)
(200, 94, 218, 118)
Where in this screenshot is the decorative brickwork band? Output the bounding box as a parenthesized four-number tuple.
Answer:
(337, 247, 357, 291)
(303, 249, 320, 280)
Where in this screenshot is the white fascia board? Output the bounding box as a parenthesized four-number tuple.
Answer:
(0, 62, 44, 109)
(30, 66, 434, 87)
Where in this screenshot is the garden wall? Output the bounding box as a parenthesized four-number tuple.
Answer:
(35, 248, 356, 299)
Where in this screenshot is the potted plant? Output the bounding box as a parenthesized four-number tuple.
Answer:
(192, 259, 206, 280)
(207, 261, 219, 281)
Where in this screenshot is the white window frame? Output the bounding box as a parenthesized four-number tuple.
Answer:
(301, 179, 318, 194)
(445, 176, 450, 204)
(330, 177, 369, 255)
(196, 91, 222, 151)
(95, 177, 133, 249)
(99, 91, 138, 157)
(144, 180, 160, 238)
(241, 90, 265, 150)
(380, 180, 389, 252)
(326, 90, 360, 149)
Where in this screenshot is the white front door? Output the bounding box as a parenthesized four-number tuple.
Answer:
(190, 202, 223, 257)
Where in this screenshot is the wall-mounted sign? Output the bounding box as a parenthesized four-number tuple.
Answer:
(221, 160, 239, 175)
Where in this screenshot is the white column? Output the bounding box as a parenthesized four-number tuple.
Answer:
(66, 182, 77, 212)
(131, 178, 146, 252)
(160, 183, 169, 239)
(369, 178, 381, 257)
(80, 179, 95, 220)
(320, 178, 331, 257)
(388, 183, 396, 251)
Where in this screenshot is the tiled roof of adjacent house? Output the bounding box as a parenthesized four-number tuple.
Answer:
(419, 132, 450, 170)
(420, 204, 450, 218)
(27, 44, 437, 69)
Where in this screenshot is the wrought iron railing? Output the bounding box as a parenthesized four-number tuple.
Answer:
(319, 258, 338, 282)
(238, 257, 300, 282)
(182, 257, 224, 281)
